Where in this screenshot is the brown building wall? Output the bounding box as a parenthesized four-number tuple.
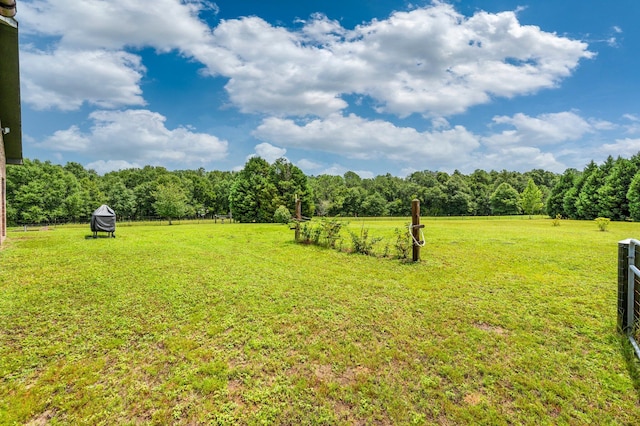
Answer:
(0, 127, 6, 245)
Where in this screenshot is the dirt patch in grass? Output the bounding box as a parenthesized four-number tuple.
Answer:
(463, 392, 484, 406)
(313, 363, 372, 386)
(26, 409, 56, 426)
(473, 322, 508, 335)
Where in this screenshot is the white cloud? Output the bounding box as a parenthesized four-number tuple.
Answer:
(589, 118, 616, 131)
(20, 1, 592, 117)
(21, 48, 146, 110)
(484, 111, 594, 147)
(19, 0, 212, 110)
(38, 109, 228, 168)
(600, 138, 640, 158)
(296, 158, 323, 172)
(253, 113, 480, 169)
(198, 3, 593, 117)
(85, 160, 143, 175)
(621, 114, 640, 134)
(20, 0, 211, 51)
(317, 164, 374, 179)
(253, 142, 287, 163)
(481, 147, 566, 173)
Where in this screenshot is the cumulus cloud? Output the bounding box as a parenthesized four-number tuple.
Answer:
(253, 113, 480, 169)
(18, 1, 600, 174)
(621, 114, 640, 134)
(481, 146, 566, 173)
(19, 0, 212, 110)
(317, 164, 374, 179)
(484, 111, 595, 147)
(38, 109, 228, 168)
(20, 0, 211, 51)
(252, 142, 287, 163)
(600, 138, 640, 159)
(85, 160, 143, 175)
(199, 3, 593, 117)
(21, 48, 146, 110)
(21, 1, 593, 120)
(296, 158, 323, 172)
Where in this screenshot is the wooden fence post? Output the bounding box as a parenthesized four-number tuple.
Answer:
(295, 198, 302, 241)
(411, 199, 424, 262)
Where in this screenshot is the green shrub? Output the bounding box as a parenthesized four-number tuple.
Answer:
(299, 222, 322, 244)
(274, 205, 292, 224)
(321, 217, 344, 248)
(349, 226, 383, 256)
(594, 217, 610, 232)
(394, 227, 412, 259)
(552, 214, 562, 227)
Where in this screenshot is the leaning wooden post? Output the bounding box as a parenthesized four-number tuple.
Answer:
(411, 199, 424, 262)
(294, 197, 302, 242)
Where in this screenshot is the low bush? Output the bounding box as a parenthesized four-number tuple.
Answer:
(349, 226, 383, 256)
(595, 217, 610, 232)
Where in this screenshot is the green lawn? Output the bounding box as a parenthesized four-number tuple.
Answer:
(1, 218, 639, 424)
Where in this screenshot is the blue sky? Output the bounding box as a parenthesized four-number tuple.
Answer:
(15, 0, 640, 177)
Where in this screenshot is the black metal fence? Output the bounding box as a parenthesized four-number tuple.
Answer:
(617, 239, 640, 359)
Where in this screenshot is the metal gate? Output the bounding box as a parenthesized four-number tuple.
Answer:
(618, 239, 640, 359)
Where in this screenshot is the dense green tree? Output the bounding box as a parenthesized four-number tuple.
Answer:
(597, 157, 637, 220)
(7, 160, 84, 224)
(208, 170, 234, 215)
(490, 182, 520, 215)
(344, 171, 362, 188)
(106, 180, 137, 219)
(11, 152, 640, 226)
(370, 173, 402, 202)
(444, 173, 475, 215)
(563, 161, 597, 219)
(133, 181, 159, 218)
(270, 158, 314, 218)
(153, 183, 189, 225)
(342, 186, 366, 216)
(309, 174, 347, 216)
(575, 157, 613, 220)
(468, 169, 493, 215)
(62, 192, 84, 223)
(64, 161, 94, 181)
(361, 193, 387, 216)
(520, 179, 544, 217)
(420, 185, 447, 216)
(493, 169, 526, 193)
(229, 157, 277, 222)
(547, 169, 578, 218)
(627, 171, 640, 221)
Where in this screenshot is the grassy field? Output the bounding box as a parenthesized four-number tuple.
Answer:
(1, 217, 639, 424)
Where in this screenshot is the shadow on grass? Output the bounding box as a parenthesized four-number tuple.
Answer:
(84, 234, 116, 239)
(619, 334, 640, 398)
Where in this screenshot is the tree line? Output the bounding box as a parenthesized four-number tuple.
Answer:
(6, 153, 640, 225)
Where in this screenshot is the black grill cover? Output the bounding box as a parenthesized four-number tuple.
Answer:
(90, 205, 116, 232)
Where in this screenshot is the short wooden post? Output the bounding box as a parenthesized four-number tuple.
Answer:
(295, 198, 302, 241)
(411, 199, 424, 262)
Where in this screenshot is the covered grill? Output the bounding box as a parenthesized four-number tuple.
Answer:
(90, 205, 116, 238)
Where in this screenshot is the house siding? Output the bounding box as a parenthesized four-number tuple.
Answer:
(0, 127, 6, 245)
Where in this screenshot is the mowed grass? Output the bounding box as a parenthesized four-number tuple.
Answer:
(1, 218, 639, 424)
